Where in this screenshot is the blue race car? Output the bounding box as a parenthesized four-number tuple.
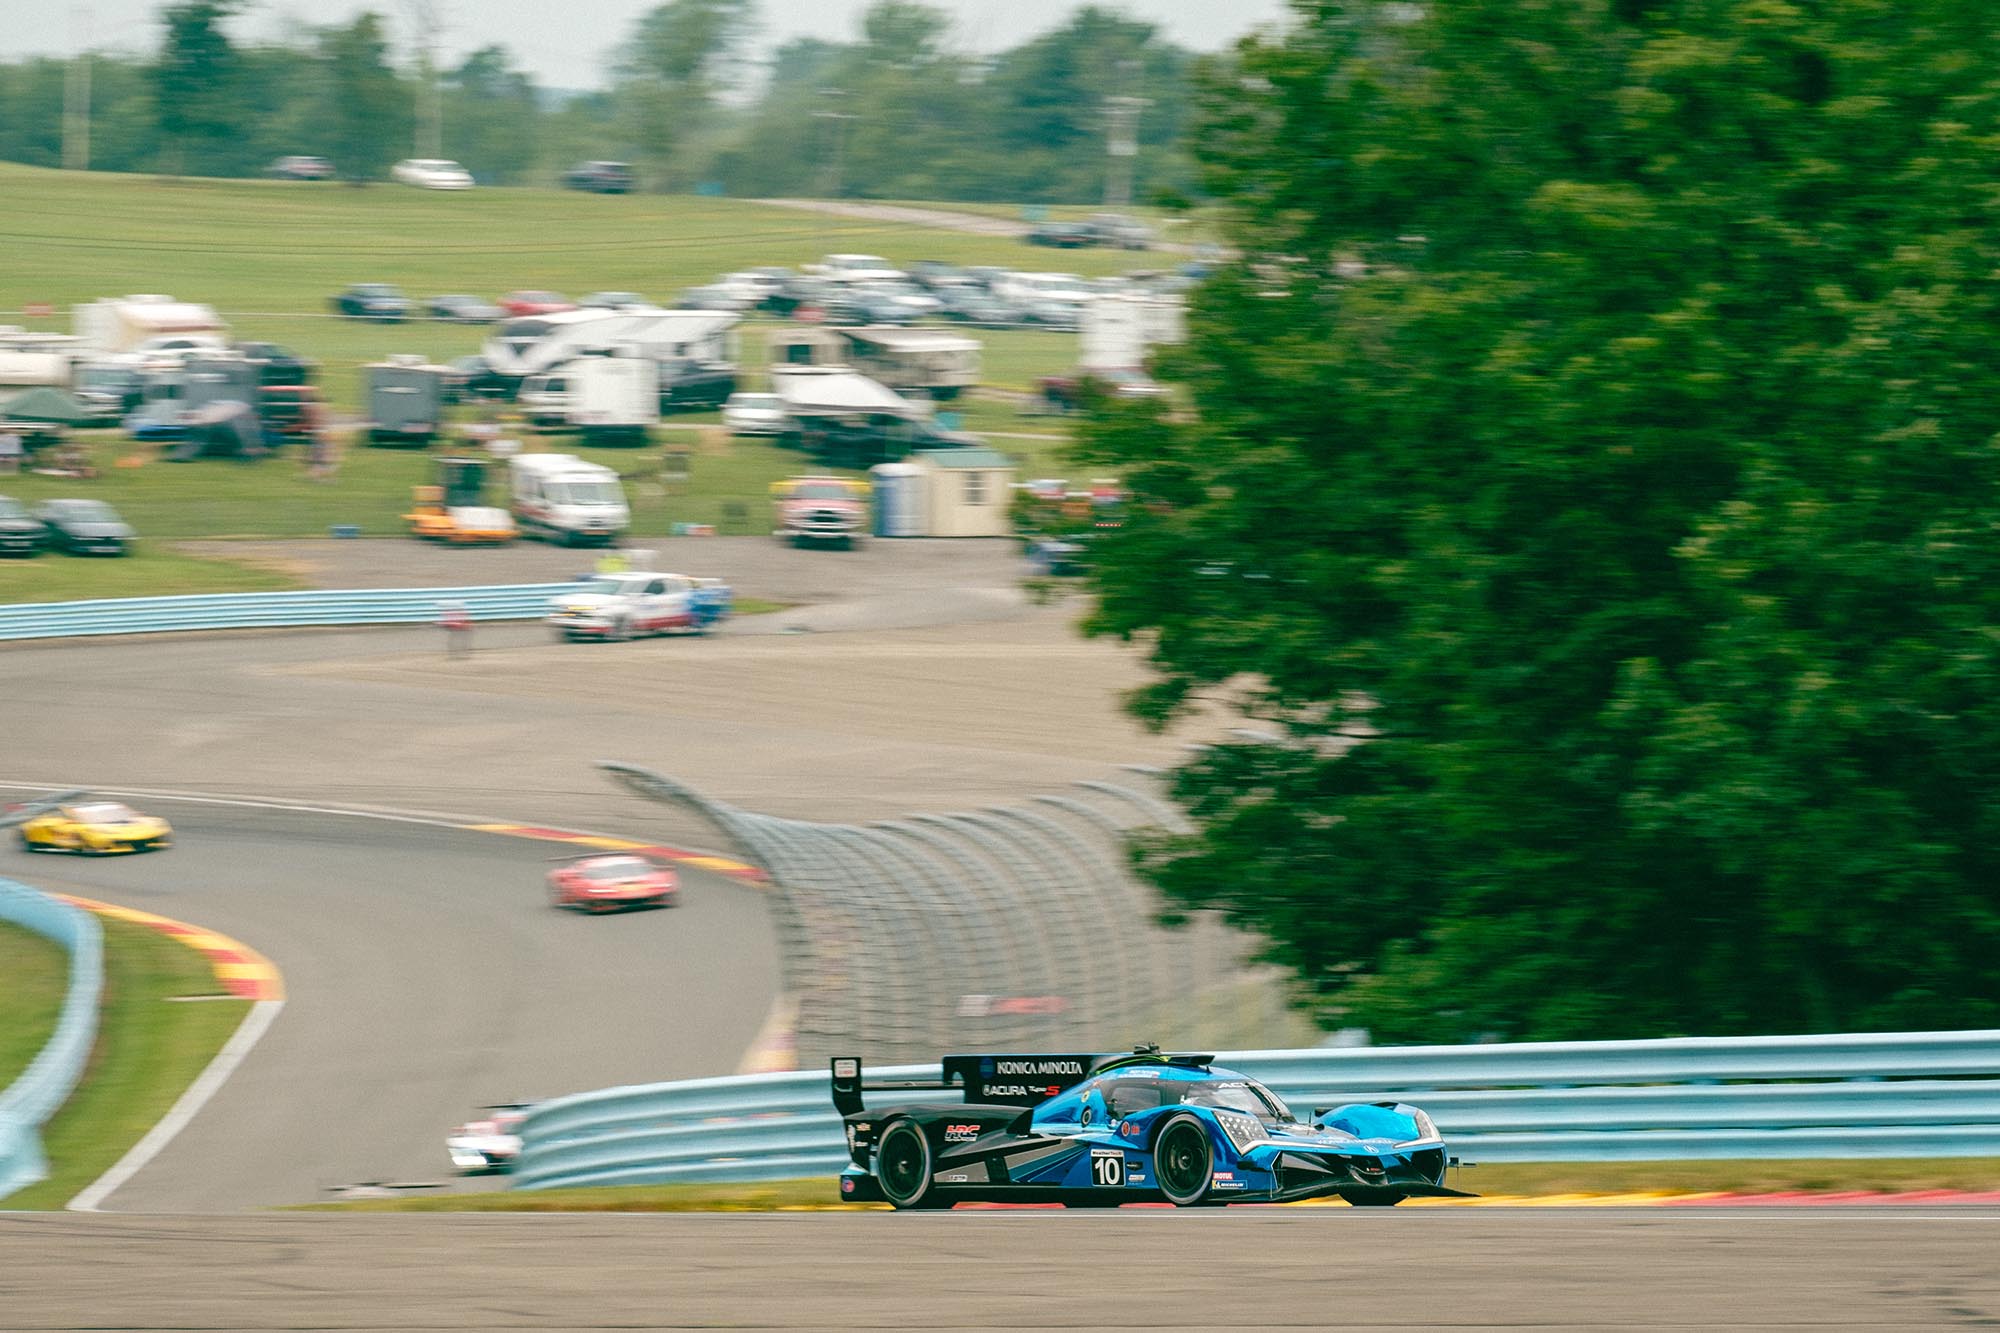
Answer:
(832, 1045, 1472, 1208)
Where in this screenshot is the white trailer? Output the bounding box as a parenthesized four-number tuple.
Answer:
(73, 295, 228, 356)
(0, 328, 85, 396)
(484, 309, 738, 382)
(509, 452, 631, 546)
(1081, 293, 1185, 373)
(519, 353, 659, 443)
(793, 326, 982, 401)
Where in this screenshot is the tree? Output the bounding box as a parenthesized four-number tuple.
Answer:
(615, 0, 756, 190)
(444, 46, 540, 185)
(321, 13, 408, 185)
(1075, 0, 2000, 1042)
(153, 0, 242, 176)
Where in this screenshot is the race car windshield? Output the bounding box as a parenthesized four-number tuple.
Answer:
(68, 803, 138, 823)
(579, 858, 651, 881)
(580, 576, 639, 595)
(1180, 1080, 1296, 1125)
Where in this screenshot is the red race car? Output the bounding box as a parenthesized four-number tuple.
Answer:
(499, 289, 575, 317)
(548, 853, 678, 912)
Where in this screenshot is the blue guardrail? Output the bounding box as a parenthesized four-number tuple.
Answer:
(512, 1030, 2000, 1190)
(0, 878, 104, 1201)
(0, 584, 575, 642)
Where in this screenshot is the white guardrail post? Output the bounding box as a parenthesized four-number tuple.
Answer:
(0, 879, 104, 1201)
(0, 584, 580, 641)
(510, 1031, 2000, 1190)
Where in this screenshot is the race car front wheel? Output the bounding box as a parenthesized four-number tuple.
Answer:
(1153, 1114, 1214, 1207)
(875, 1120, 940, 1210)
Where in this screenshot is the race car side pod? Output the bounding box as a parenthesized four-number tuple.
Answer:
(830, 1056, 961, 1118)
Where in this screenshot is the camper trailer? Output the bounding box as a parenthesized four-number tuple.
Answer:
(73, 295, 228, 357)
(517, 353, 659, 443)
(769, 326, 980, 401)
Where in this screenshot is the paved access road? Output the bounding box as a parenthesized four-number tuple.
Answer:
(0, 798, 778, 1210)
(4, 1208, 1996, 1329)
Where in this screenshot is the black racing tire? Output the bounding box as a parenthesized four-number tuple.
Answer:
(875, 1120, 941, 1210)
(609, 617, 633, 643)
(1152, 1114, 1214, 1207)
(1343, 1194, 1404, 1207)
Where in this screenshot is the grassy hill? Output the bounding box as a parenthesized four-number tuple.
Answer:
(0, 162, 1147, 408)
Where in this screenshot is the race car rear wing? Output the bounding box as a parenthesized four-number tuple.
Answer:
(0, 788, 90, 829)
(830, 1052, 1102, 1117)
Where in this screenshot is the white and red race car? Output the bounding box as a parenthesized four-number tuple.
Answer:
(548, 852, 679, 912)
(446, 1103, 534, 1173)
(545, 571, 731, 641)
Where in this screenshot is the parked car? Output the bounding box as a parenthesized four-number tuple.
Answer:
(1087, 212, 1154, 250)
(428, 294, 504, 324)
(817, 253, 905, 282)
(563, 160, 635, 194)
(907, 260, 965, 290)
(579, 291, 651, 311)
(714, 271, 784, 306)
(499, 290, 575, 318)
(722, 392, 789, 436)
(0, 495, 44, 557)
(35, 498, 135, 556)
(934, 280, 1021, 328)
(1026, 218, 1097, 248)
(660, 362, 737, 412)
(391, 158, 473, 190)
(267, 155, 333, 180)
(442, 355, 508, 403)
(331, 283, 412, 323)
(679, 284, 752, 313)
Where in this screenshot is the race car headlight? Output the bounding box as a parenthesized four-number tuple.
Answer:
(1396, 1107, 1440, 1146)
(1214, 1109, 1266, 1153)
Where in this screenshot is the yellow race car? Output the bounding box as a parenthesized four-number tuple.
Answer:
(17, 800, 174, 855)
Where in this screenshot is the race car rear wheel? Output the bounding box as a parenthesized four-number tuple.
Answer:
(875, 1120, 940, 1210)
(1152, 1114, 1214, 1207)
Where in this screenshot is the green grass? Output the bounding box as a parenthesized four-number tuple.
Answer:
(0, 544, 304, 604)
(4, 915, 249, 1210)
(0, 161, 1139, 414)
(304, 1158, 2000, 1212)
(0, 920, 68, 1090)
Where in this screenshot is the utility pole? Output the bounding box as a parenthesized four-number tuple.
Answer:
(813, 88, 855, 200)
(62, 5, 92, 172)
(1102, 60, 1148, 209)
(403, 0, 446, 159)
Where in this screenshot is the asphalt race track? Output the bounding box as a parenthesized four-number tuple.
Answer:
(4, 1208, 1997, 1329)
(0, 797, 779, 1211)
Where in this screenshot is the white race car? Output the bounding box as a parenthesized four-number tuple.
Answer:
(546, 570, 730, 641)
(446, 1103, 533, 1173)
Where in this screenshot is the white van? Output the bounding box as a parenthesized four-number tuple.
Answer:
(509, 453, 630, 547)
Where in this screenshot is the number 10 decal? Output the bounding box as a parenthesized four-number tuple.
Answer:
(1091, 1149, 1125, 1186)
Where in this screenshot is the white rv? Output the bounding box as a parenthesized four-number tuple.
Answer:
(0, 328, 85, 398)
(518, 353, 660, 443)
(509, 453, 631, 546)
(73, 295, 228, 356)
(769, 326, 981, 400)
(483, 309, 738, 384)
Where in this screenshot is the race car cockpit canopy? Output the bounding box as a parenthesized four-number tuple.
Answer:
(831, 1045, 1216, 1116)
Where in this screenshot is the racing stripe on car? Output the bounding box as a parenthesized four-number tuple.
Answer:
(53, 893, 285, 1001)
(463, 823, 769, 885)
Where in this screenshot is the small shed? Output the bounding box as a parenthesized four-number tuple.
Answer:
(908, 446, 1016, 538)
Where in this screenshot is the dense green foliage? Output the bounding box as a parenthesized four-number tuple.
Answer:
(0, 1, 1192, 202)
(1077, 0, 2000, 1041)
